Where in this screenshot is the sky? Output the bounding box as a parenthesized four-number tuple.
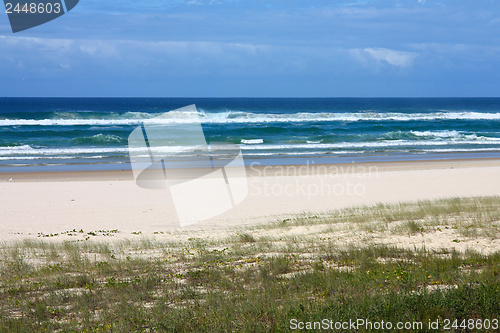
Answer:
(0, 0, 499, 97)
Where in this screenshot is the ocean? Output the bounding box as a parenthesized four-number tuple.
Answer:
(1, 97, 500, 172)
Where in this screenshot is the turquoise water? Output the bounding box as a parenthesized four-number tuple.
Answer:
(1, 98, 500, 171)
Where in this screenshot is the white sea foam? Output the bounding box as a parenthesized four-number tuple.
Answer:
(409, 130, 499, 140)
(0, 145, 207, 157)
(239, 139, 500, 151)
(241, 139, 264, 144)
(410, 130, 464, 138)
(0, 156, 105, 160)
(420, 148, 500, 153)
(2, 111, 500, 126)
(0, 145, 33, 151)
(2, 138, 500, 160)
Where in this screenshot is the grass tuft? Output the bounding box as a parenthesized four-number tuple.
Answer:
(237, 233, 256, 243)
(1, 196, 500, 331)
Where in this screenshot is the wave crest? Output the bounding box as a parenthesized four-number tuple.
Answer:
(241, 139, 264, 144)
(3, 110, 500, 126)
(71, 134, 125, 145)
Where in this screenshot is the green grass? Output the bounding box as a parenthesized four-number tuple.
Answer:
(237, 233, 257, 243)
(1, 197, 500, 332)
(271, 196, 500, 236)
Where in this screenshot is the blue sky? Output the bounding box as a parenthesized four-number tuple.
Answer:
(1, 0, 499, 97)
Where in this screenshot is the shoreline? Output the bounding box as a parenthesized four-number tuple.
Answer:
(2, 151, 500, 175)
(1, 156, 500, 182)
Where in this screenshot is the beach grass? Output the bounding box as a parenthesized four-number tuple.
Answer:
(1, 197, 500, 332)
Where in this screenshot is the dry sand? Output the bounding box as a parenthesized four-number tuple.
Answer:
(1, 158, 500, 242)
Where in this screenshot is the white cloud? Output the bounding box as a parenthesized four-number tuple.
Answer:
(350, 47, 417, 68)
(0, 35, 280, 78)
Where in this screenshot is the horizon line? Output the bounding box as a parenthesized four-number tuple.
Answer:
(2, 96, 500, 99)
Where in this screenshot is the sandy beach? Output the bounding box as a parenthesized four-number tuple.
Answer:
(0, 158, 499, 241)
